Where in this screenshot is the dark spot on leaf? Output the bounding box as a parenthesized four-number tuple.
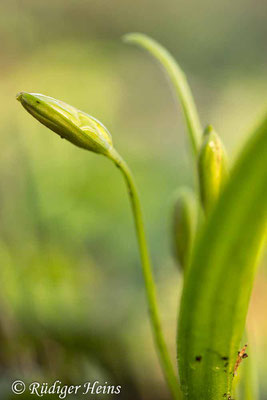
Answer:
(242, 353, 248, 359)
(221, 356, 229, 360)
(195, 356, 202, 362)
(36, 100, 40, 104)
(224, 362, 229, 368)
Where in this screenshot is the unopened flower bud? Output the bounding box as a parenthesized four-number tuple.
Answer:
(173, 188, 197, 271)
(198, 125, 228, 214)
(16, 92, 113, 156)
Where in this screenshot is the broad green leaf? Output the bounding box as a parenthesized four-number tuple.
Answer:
(123, 33, 202, 157)
(177, 114, 267, 399)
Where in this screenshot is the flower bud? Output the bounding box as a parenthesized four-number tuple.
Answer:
(173, 188, 197, 271)
(16, 92, 113, 156)
(198, 125, 228, 214)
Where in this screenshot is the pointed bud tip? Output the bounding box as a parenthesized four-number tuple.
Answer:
(16, 92, 24, 102)
(204, 124, 214, 135)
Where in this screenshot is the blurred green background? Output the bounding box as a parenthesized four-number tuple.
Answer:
(0, 0, 267, 398)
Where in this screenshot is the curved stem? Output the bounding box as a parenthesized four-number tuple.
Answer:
(108, 148, 181, 400)
(124, 33, 202, 158)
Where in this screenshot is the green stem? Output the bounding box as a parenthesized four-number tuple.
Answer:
(124, 33, 202, 158)
(109, 148, 181, 400)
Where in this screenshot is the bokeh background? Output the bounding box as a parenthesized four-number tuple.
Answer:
(0, 0, 267, 399)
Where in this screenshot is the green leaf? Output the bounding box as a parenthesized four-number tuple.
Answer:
(177, 114, 267, 399)
(123, 33, 202, 157)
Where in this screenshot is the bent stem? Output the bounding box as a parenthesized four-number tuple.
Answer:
(124, 33, 202, 158)
(109, 148, 181, 400)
